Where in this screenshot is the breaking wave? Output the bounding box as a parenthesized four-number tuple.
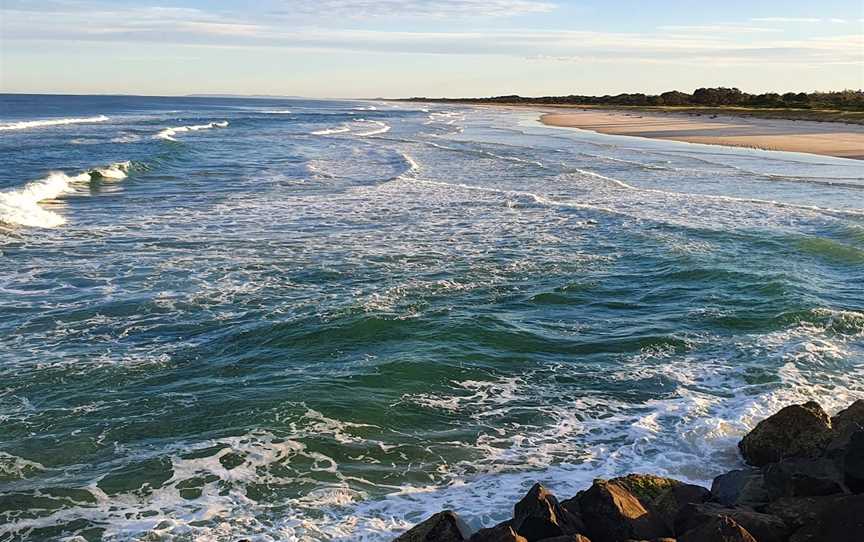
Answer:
(154, 121, 229, 141)
(0, 115, 110, 131)
(0, 162, 132, 228)
(311, 126, 351, 136)
(310, 119, 392, 137)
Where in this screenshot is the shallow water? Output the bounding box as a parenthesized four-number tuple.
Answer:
(1, 95, 863, 541)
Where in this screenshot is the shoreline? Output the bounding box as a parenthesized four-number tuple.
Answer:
(538, 108, 864, 160)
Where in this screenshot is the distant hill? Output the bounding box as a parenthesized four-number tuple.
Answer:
(186, 94, 309, 100)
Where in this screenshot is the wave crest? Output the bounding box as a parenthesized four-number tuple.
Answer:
(0, 115, 109, 132)
(0, 162, 132, 228)
(154, 121, 229, 141)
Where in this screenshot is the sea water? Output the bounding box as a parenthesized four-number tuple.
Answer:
(1, 94, 863, 541)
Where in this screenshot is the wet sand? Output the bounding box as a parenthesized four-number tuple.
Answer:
(540, 109, 864, 160)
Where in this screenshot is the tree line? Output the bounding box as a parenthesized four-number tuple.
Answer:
(408, 88, 864, 111)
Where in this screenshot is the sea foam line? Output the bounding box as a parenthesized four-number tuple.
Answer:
(311, 126, 351, 136)
(0, 115, 109, 132)
(354, 120, 391, 137)
(569, 167, 864, 218)
(154, 121, 229, 141)
(0, 162, 132, 228)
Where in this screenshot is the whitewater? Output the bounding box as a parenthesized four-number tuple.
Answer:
(0, 94, 862, 542)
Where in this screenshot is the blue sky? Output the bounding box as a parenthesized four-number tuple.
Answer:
(1, 0, 862, 97)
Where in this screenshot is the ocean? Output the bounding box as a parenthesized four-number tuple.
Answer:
(1, 94, 863, 541)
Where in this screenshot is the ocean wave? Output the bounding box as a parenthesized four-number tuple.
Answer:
(569, 167, 864, 218)
(111, 133, 141, 143)
(154, 121, 229, 141)
(0, 161, 132, 228)
(0, 115, 109, 132)
(311, 126, 351, 136)
(354, 120, 391, 137)
(262, 109, 292, 114)
(310, 120, 392, 137)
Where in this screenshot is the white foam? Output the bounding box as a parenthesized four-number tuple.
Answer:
(0, 115, 109, 132)
(310, 120, 391, 137)
(311, 126, 351, 136)
(111, 134, 141, 143)
(570, 167, 864, 218)
(355, 120, 391, 137)
(0, 162, 131, 228)
(154, 121, 229, 141)
(262, 109, 292, 114)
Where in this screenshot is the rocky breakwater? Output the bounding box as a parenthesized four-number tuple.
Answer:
(392, 400, 864, 542)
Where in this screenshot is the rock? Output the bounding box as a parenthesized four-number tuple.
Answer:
(765, 495, 850, 530)
(738, 401, 833, 467)
(678, 515, 756, 542)
(789, 494, 864, 542)
(653, 484, 711, 530)
(710, 470, 769, 507)
(674, 504, 790, 542)
(470, 522, 526, 542)
(832, 400, 864, 436)
(578, 480, 671, 542)
(559, 496, 581, 518)
(534, 536, 592, 542)
(512, 484, 585, 542)
(608, 474, 682, 505)
(395, 511, 472, 542)
(763, 458, 846, 499)
(843, 430, 864, 493)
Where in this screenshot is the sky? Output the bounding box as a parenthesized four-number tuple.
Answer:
(1, 0, 862, 97)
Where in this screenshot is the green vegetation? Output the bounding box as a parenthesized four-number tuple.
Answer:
(404, 88, 864, 124)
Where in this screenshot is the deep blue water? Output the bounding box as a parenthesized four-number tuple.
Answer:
(1, 94, 863, 541)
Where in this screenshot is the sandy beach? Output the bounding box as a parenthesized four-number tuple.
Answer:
(541, 109, 864, 160)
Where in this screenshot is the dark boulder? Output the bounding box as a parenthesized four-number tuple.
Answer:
(763, 458, 846, 499)
(789, 494, 864, 542)
(578, 480, 670, 542)
(395, 511, 472, 542)
(738, 401, 832, 467)
(843, 430, 864, 493)
(765, 495, 850, 530)
(678, 515, 757, 542)
(831, 400, 864, 436)
(512, 484, 585, 542)
(710, 469, 768, 507)
(470, 522, 526, 542)
(534, 536, 592, 542)
(652, 483, 711, 530)
(674, 503, 790, 542)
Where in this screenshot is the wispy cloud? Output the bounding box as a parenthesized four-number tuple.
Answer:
(2, 2, 861, 69)
(658, 24, 780, 34)
(276, 0, 557, 18)
(750, 17, 822, 23)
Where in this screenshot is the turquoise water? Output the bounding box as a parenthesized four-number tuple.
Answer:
(1, 95, 863, 541)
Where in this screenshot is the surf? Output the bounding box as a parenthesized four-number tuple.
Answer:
(154, 121, 229, 141)
(0, 162, 132, 228)
(0, 115, 110, 131)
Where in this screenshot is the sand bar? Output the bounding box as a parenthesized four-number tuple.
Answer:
(540, 109, 864, 160)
